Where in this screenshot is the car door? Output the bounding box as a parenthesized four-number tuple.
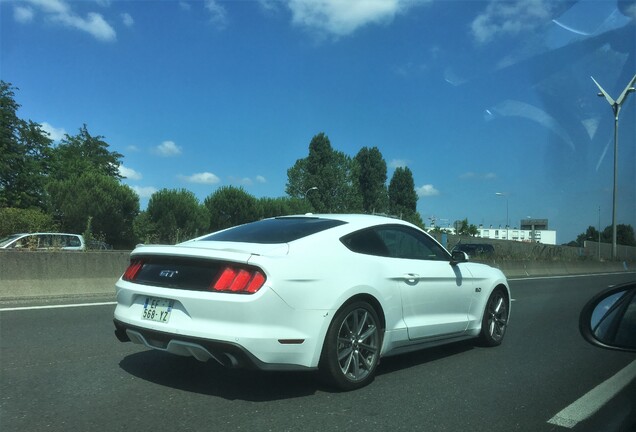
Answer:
(376, 226, 476, 341)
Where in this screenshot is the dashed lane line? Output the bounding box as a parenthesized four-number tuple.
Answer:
(547, 360, 636, 428)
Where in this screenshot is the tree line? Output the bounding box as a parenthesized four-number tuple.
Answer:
(571, 225, 636, 247)
(1, 82, 424, 248)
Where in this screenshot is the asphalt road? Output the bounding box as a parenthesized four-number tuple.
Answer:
(1, 273, 635, 432)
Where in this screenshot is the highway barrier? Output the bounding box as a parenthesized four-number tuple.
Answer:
(0, 250, 633, 301)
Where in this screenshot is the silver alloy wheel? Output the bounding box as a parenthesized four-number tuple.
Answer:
(336, 307, 380, 382)
(486, 290, 508, 342)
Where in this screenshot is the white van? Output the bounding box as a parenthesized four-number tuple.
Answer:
(0, 233, 85, 251)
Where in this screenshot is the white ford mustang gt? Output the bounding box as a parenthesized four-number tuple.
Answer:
(114, 214, 510, 390)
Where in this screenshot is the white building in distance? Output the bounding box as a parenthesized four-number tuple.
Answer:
(428, 218, 557, 245)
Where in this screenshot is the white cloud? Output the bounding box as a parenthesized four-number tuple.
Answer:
(389, 159, 408, 169)
(121, 12, 134, 27)
(287, 0, 429, 37)
(27, 0, 69, 15)
(40, 122, 66, 141)
(229, 177, 254, 186)
(204, 0, 228, 28)
(416, 184, 439, 197)
(119, 165, 142, 180)
(132, 186, 157, 198)
(14, 5, 34, 23)
(471, 0, 554, 44)
(180, 172, 221, 184)
(179, 1, 192, 11)
(256, 175, 267, 183)
(155, 140, 182, 157)
(258, 0, 280, 13)
(53, 11, 116, 41)
(22, 0, 116, 41)
(459, 172, 497, 180)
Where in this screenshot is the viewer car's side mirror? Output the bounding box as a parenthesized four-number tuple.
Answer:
(579, 282, 636, 352)
(450, 250, 469, 265)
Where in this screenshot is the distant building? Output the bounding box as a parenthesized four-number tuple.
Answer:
(477, 218, 556, 245)
(428, 218, 557, 245)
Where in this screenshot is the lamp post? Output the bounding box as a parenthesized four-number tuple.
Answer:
(304, 186, 318, 197)
(598, 205, 601, 261)
(591, 74, 636, 259)
(495, 192, 509, 240)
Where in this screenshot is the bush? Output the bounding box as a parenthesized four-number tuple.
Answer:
(0, 207, 58, 237)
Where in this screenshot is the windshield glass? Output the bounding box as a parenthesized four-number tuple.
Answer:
(0, 234, 22, 248)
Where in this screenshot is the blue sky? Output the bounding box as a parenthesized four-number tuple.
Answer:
(2, 0, 635, 243)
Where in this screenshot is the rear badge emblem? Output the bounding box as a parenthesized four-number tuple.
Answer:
(159, 270, 178, 278)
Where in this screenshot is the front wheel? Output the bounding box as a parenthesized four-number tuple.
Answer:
(479, 288, 509, 347)
(320, 301, 383, 391)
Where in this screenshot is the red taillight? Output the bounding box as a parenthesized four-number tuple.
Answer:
(123, 259, 143, 281)
(211, 266, 266, 294)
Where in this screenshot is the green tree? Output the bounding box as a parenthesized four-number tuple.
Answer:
(388, 166, 423, 227)
(258, 196, 314, 219)
(133, 211, 158, 245)
(205, 186, 260, 232)
(286, 132, 362, 213)
(0, 207, 58, 237)
(46, 172, 139, 248)
(602, 224, 636, 247)
(0, 81, 52, 209)
(146, 189, 209, 243)
(576, 226, 601, 246)
(456, 218, 479, 236)
(48, 124, 123, 181)
(354, 146, 388, 214)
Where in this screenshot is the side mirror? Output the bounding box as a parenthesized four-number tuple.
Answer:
(450, 250, 469, 265)
(579, 282, 636, 352)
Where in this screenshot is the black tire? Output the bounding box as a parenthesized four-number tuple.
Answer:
(319, 301, 383, 391)
(478, 288, 509, 347)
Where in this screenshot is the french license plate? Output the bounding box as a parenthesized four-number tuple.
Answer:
(141, 297, 174, 323)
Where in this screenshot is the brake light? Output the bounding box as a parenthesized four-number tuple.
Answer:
(123, 259, 144, 281)
(211, 266, 266, 294)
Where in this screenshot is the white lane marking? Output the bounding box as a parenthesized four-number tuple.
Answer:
(509, 272, 636, 281)
(547, 360, 636, 428)
(0, 301, 116, 312)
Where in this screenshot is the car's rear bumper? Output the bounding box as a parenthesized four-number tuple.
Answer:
(113, 279, 332, 369)
(113, 319, 316, 371)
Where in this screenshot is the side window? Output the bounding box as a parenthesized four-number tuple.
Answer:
(9, 237, 25, 249)
(376, 226, 449, 261)
(66, 235, 81, 247)
(36, 235, 51, 249)
(341, 229, 390, 257)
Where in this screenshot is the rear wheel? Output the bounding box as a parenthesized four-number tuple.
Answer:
(479, 288, 509, 346)
(320, 301, 382, 391)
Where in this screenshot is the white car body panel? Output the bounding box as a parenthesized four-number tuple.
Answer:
(114, 214, 510, 372)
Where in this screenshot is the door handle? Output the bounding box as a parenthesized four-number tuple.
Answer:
(403, 273, 419, 284)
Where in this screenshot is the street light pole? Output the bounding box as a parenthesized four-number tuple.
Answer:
(598, 205, 601, 261)
(495, 192, 509, 240)
(591, 74, 636, 259)
(304, 186, 318, 197)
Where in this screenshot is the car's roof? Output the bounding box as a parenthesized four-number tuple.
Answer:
(282, 213, 415, 228)
(187, 213, 420, 248)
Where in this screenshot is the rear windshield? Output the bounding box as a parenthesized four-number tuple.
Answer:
(200, 217, 346, 244)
